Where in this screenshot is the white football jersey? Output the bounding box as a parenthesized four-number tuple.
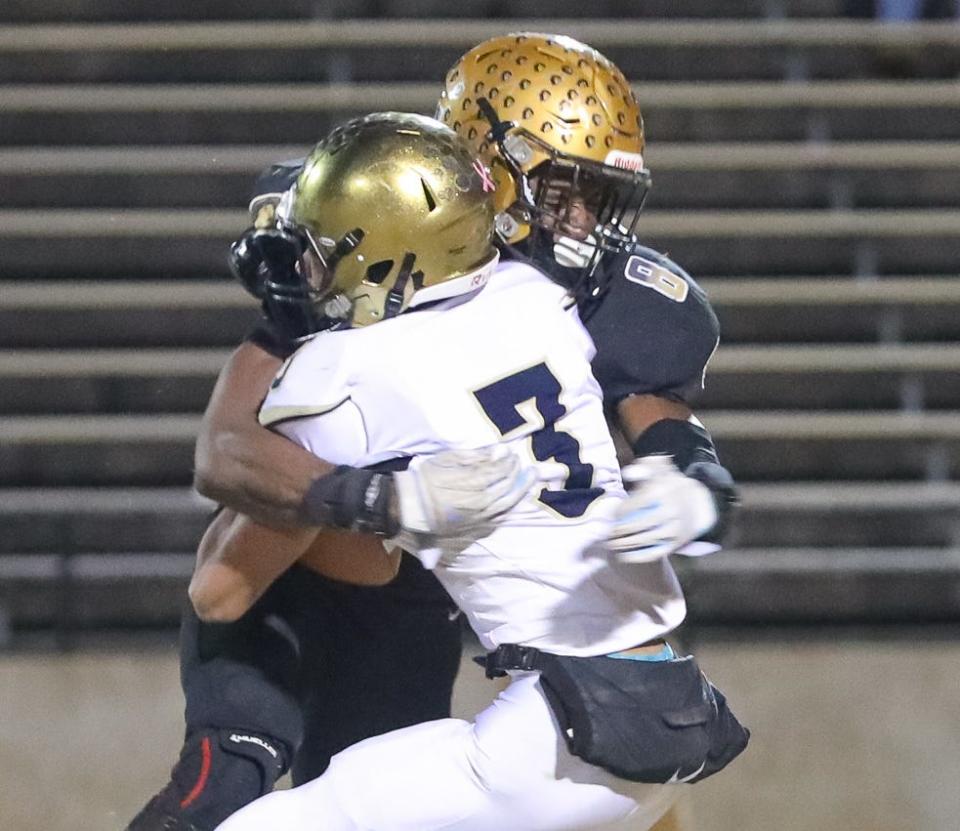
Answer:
(260, 261, 684, 655)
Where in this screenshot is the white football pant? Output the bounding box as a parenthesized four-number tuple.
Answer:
(215, 671, 677, 831)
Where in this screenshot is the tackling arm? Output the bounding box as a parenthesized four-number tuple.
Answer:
(188, 509, 399, 622)
(193, 341, 335, 528)
(195, 341, 534, 540)
(587, 247, 738, 561)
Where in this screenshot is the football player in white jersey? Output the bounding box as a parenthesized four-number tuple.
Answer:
(191, 112, 747, 831)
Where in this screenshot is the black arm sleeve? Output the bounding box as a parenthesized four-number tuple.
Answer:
(245, 318, 298, 360)
(584, 245, 719, 407)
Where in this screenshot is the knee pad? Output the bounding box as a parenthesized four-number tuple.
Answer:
(126, 727, 290, 831)
(180, 606, 304, 750)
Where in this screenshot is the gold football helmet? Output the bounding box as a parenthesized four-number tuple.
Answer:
(437, 34, 651, 292)
(269, 112, 498, 332)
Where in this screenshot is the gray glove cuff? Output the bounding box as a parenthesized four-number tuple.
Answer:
(299, 466, 399, 537)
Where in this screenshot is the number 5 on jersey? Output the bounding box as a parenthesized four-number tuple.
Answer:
(473, 362, 603, 519)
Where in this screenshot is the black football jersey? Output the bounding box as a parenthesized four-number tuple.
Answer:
(581, 243, 719, 406)
(252, 158, 304, 199)
(243, 162, 719, 405)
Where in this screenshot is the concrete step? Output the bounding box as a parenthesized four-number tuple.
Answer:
(0, 146, 293, 210)
(703, 276, 960, 344)
(0, 349, 228, 414)
(3, 207, 960, 278)
(640, 208, 960, 276)
(2, 81, 959, 146)
(2, 479, 958, 627)
(0, 552, 194, 629)
(6, 143, 960, 210)
(701, 343, 960, 411)
(0, 488, 212, 555)
(0, 209, 243, 278)
(2, 412, 959, 485)
(0, 279, 257, 349)
(0, 415, 199, 487)
(2, 21, 957, 83)
(0, 0, 862, 24)
(3, 277, 959, 349)
(650, 142, 960, 210)
(725, 481, 960, 548)
(677, 546, 960, 624)
(0, 0, 316, 24)
(4, 344, 960, 415)
(7, 546, 958, 629)
(704, 410, 960, 480)
(502, 0, 851, 19)
(1, 482, 956, 553)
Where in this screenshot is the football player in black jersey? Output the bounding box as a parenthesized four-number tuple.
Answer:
(127, 34, 738, 831)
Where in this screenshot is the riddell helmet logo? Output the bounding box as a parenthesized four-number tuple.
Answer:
(604, 150, 645, 173)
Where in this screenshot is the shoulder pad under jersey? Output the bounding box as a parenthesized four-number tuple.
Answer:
(582, 243, 720, 405)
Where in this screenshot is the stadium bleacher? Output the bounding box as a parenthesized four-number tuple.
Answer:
(1, 3, 959, 638)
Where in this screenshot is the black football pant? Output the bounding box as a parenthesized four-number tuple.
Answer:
(142, 554, 462, 829)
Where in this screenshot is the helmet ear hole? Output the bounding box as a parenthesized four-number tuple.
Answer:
(364, 259, 394, 285)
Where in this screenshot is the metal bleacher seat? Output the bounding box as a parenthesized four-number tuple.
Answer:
(3, 19, 959, 84)
(1, 7, 959, 638)
(703, 276, 960, 343)
(3, 206, 958, 277)
(3, 142, 960, 213)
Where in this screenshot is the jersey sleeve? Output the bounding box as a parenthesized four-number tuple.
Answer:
(257, 334, 351, 429)
(584, 245, 720, 406)
(269, 400, 368, 465)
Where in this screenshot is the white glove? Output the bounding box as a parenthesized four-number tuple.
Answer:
(609, 455, 720, 563)
(392, 445, 535, 538)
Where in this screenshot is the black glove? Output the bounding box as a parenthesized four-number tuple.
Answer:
(228, 226, 305, 301)
(228, 227, 327, 341)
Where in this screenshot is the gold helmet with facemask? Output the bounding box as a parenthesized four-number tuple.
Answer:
(436, 34, 650, 293)
(269, 112, 498, 333)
